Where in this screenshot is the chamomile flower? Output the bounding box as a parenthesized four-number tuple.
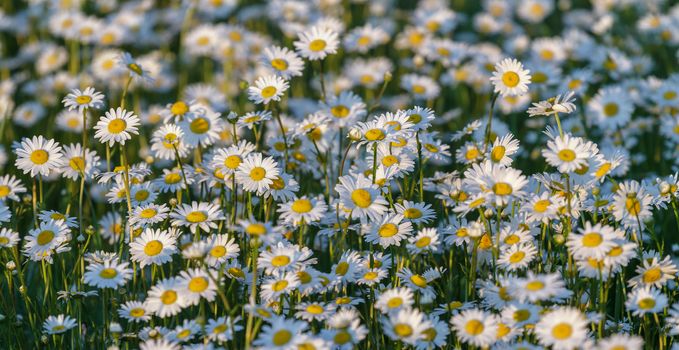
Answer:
(0, 174, 26, 202)
(542, 134, 595, 173)
(129, 228, 178, 268)
(62, 87, 105, 112)
(294, 26, 339, 61)
(489, 58, 532, 97)
(488, 133, 520, 166)
(527, 91, 577, 117)
(0, 228, 19, 248)
(626, 286, 668, 316)
(295, 302, 336, 322)
(383, 308, 431, 345)
(498, 243, 538, 271)
(364, 214, 413, 248)
(177, 268, 217, 305)
(146, 277, 186, 318)
(566, 222, 618, 260)
(535, 307, 589, 350)
(248, 75, 289, 105)
(375, 287, 415, 314)
(84, 258, 133, 289)
(261, 46, 304, 78)
(15, 135, 64, 177)
(171, 201, 225, 234)
(450, 309, 498, 347)
(93, 107, 140, 146)
(277, 195, 328, 226)
(23, 219, 71, 261)
(118, 301, 151, 323)
(335, 174, 389, 223)
(253, 316, 307, 349)
(43, 314, 77, 335)
(236, 153, 280, 194)
(204, 234, 240, 267)
(407, 228, 441, 255)
(178, 109, 223, 147)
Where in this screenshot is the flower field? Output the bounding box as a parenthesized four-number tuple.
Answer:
(1, 0, 679, 349)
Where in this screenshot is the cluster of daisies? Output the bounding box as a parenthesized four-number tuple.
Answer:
(2, 0, 679, 349)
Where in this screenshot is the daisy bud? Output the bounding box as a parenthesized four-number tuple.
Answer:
(86, 225, 96, 235)
(553, 234, 565, 245)
(22, 195, 32, 205)
(169, 198, 178, 207)
(483, 209, 494, 219)
(148, 329, 159, 338)
(239, 80, 249, 90)
(384, 71, 393, 82)
(413, 55, 424, 67)
(5, 261, 15, 271)
(348, 128, 362, 141)
(660, 182, 671, 195)
(41, 335, 48, 344)
(591, 187, 600, 196)
(19, 286, 26, 294)
(110, 322, 122, 333)
(144, 156, 154, 164)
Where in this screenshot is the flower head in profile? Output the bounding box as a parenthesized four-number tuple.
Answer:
(528, 91, 577, 117)
(62, 87, 105, 112)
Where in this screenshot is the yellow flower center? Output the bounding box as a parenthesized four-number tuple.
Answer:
(643, 268, 661, 283)
(410, 274, 427, 288)
(465, 148, 480, 160)
(271, 255, 291, 267)
(501, 71, 520, 87)
(334, 331, 351, 345)
(171, 101, 189, 116)
(351, 189, 372, 208)
(261, 86, 278, 99)
(378, 223, 398, 238)
(140, 208, 157, 219)
(638, 298, 656, 310)
(134, 190, 149, 202)
(582, 233, 602, 247)
(144, 240, 163, 256)
(186, 211, 207, 223)
(164, 173, 182, 184)
(37, 230, 54, 245)
(551, 323, 572, 340)
(330, 105, 349, 118)
(533, 199, 550, 213)
(493, 182, 513, 196)
(306, 304, 324, 314)
(387, 297, 402, 308)
(250, 167, 266, 181)
(130, 308, 145, 317)
(491, 145, 506, 162)
(465, 320, 485, 335)
(161, 290, 177, 304)
(525, 280, 544, 291)
(412, 84, 426, 94)
(509, 251, 525, 264)
(514, 309, 530, 322)
(404, 208, 422, 219)
(272, 280, 289, 292)
(393, 323, 413, 337)
(190, 117, 209, 134)
(365, 128, 385, 141)
(625, 198, 641, 216)
(246, 223, 267, 236)
(108, 119, 127, 133)
(558, 149, 576, 162)
(603, 103, 619, 117)
(75, 95, 92, 104)
(415, 236, 431, 248)
(309, 39, 327, 52)
(188, 276, 209, 292)
(335, 262, 349, 276)
(291, 199, 312, 213)
(99, 268, 118, 279)
(30, 150, 49, 165)
(271, 58, 288, 71)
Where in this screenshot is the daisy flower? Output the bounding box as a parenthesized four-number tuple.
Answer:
(62, 87, 105, 112)
(43, 314, 77, 335)
(489, 58, 531, 97)
(177, 109, 223, 147)
(335, 174, 389, 223)
(119, 52, 154, 83)
(84, 258, 133, 289)
(626, 286, 668, 316)
(171, 201, 225, 234)
(364, 214, 413, 248)
(542, 134, 595, 174)
(59, 143, 101, 180)
(0, 174, 27, 202)
(235, 153, 280, 193)
(383, 308, 431, 345)
(295, 302, 336, 322)
(205, 234, 240, 267)
(566, 222, 618, 260)
(93, 107, 141, 147)
(450, 309, 498, 347)
(206, 316, 242, 343)
(488, 133, 520, 166)
(146, 277, 186, 318)
(294, 26, 339, 61)
(527, 91, 577, 117)
(534, 307, 589, 350)
(118, 301, 151, 323)
(23, 219, 71, 261)
(14, 135, 65, 177)
(0, 228, 19, 248)
(253, 316, 307, 349)
(406, 228, 441, 255)
(277, 195, 328, 226)
(129, 228, 178, 268)
(248, 75, 289, 105)
(261, 46, 305, 78)
(177, 268, 217, 305)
